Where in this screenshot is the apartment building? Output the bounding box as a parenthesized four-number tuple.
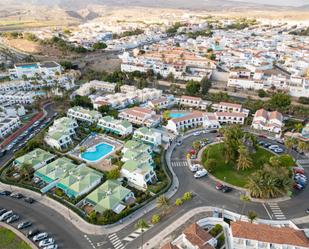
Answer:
(251, 108, 283, 134)
(176, 96, 211, 110)
(67, 106, 102, 124)
(9, 62, 62, 80)
(120, 160, 157, 190)
(133, 127, 162, 146)
(231, 221, 309, 249)
(97, 116, 133, 136)
(148, 96, 175, 110)
(122, 140, 152, 155)
(119, 107, 161, 127)
(161, 223, 217, 249)
(75, 80, 116, 96)
(212, 102, 249, 117)
(0, 91, 35, 104)
(0, 114, 21, 139)
(122, 147, 154, 166)
(215, 112, 246, 125)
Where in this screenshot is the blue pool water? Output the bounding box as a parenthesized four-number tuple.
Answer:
(17, 64, 38, 69)
(80, 143, 114, 162)
(169, 112, 189, 119)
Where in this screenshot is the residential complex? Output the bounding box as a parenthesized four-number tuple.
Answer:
(212, 102, 249, 117)
(251, 109, 283, 134)
(0, 114, 20, 139)
(119, 107, 161, 127)
(68, 106, 102, 124)
(97, 116, 133, 136)
(133, 127, 162, 146)
(75, 80, 116, 96)
(176, 96, 211, 110)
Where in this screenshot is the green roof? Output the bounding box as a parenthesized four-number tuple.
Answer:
(70, 106, 101, 119)
(122, 150, 152, 162)
(15, 148, 55, 168)
(135, 127, 153, 135)
(47, 130, 70, 140)
(86, 180, 132, 213)
(123, 140, 151, 153)
(122, 160, 152, 173)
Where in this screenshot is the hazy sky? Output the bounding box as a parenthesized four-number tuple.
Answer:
(231, 0, 308, 6)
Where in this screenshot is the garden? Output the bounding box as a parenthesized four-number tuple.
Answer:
(0, 227, 31, 249)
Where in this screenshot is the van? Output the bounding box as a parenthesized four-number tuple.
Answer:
(0, 210, 13, 221)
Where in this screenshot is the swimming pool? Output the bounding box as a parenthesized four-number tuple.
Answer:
(17, 64, 38, 69)
(80, 143, 114, 162)
(169, 112, 189, 119)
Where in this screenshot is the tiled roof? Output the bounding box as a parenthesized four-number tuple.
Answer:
(231, 221, 309, 247)
(183, 223, 215, 249)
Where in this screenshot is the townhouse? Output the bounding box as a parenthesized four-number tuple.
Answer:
(122, 140, 152, 155)
(120, 160, 157, 190)
(14, 148, 56, 170)
(118, 107, 161, 127)
(215, 112, 246, 125)
(176, 96, 211, 110)
(0, 114, 21, 139)
(97, 115, 133, 136)
(44, 117, 78, 150)
(251, 108, 283, 134)
(161, 223, 217, 249)
(148, 96, 175, 110)
(133, 127, 162, 146)
(67, 106, 102, 124)
(0, 91, 36, 104)
(122, 148, 154, 167)
(9, 61, 62, 80)
(231, 221, 309, 249)
(83, 180, 135, 214)
(75, 80, 116, 96)
(212, 102, 249, 117)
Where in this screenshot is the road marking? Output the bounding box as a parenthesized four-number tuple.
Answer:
(108, 233, 125, 249)
(262, 203, 272, 219)
(123, 224, 153, 242)
(171, 160, 188, 167)
(267, 203, 286, 220)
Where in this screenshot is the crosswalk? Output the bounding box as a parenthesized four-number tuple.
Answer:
(171, 160, 188, 167)
(123, 224, 153, 242)
(267, 202, 286, 220)
(108, 233, 125, 249)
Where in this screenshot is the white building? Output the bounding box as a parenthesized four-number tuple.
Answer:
(148, 96, 175, 110)
(0, 115, 21, 139)
(212, 102, 249, 117)
(67, 106, 102, 124)
(251, 108, 283, 134)
(119, 107, 161, 127)
(0, 91, 35, 104)
(75, 80, 116, 96)
(120, 160, 157, 190)
(9, 62, 62, 80)
(133, 127, 162, 146)
(215, 112, 246, 125)
(231, 221, 309, 249)
(176, 96, 211, 110)
(97, 116, 133, 136)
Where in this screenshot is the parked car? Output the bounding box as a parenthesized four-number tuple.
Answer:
(24, 197, 35, 204)
(193, 131, 201, 136)
(176, 141, 182, 146)
(273, 148, 284, 153)
(269, 145, 280, 150)
(18, 221, 32, 229)
(27, 229, 40, 238)
(33, 232, 48, 242)
(10, 193, 23, 199)
(0, 190, 11, 196)
(194, 169, 208, 178)
(293, 167, 305, 175)
(222, 186, 233, 193)
(0, 210, 14, 221)
(43, 244, 58, 249)
(215, 182, 224, 190)
(7, 214, 19, 223)
(39, 238, 55, 248)
(294, 183, 304, 190)
(306, 209, 309, 215)
(190, 164, 200, 172)
(0, 209, 7, 216)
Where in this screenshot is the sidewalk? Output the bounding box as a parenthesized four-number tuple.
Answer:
(0, 141, 180, 235)
(0, 222, 38, 249)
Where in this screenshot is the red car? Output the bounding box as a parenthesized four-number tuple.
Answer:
(293, 167, 305, 175)
(294, 183, 304, 190)
(215, 182, 224, 190)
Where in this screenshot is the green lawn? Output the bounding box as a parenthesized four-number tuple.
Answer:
(202, 143, 273, 187)
(0, 227, 31, 249)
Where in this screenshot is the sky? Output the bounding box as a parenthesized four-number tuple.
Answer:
(230, 0, 308, 6)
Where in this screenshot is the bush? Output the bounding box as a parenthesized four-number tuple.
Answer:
(151, 214, 161, 224)
(182, 192, 192, 201)
(175, 198, 183, 206)
(258, 89, 267, 98)
(209, 224, 223, 237)
(54, 188, 65, 197)
(204, 159, 216, 173)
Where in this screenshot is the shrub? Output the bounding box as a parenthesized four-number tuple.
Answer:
(182, 192, 192, 201)
(55, 188, 65, 197)
(209, 224, 223, 237)
(151, 214, 161, 224)
(175, 198, 183, 206)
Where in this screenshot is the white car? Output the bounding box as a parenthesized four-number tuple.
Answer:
(193, 131, 201, 136)
(194, 169, 208, 178)
(39, 238, 55, 248)
(33, 232, 48, 242)
(268, 145, 279, 150)
(43, 245, 58, 249)
(190, 164, 201, 172)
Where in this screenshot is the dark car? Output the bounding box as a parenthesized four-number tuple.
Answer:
(18, 221, 32, 230)
(24, 197, 35, 204)
(27, 229, 40, 237)
(10, 193, 23, 199)
(0, 208, 7, 216)
(0, 190, 11, 196)
(306, 209, 309, 215)
(222, 186, 233, 193)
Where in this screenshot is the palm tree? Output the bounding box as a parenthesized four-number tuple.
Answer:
(236, 145, 253, 171)
(19, 163, 33, 181)
(247, 210, 257, 223)
(156, 195, 169, 212)
(135, 219, 149, 249)
(284, 137, 296, 153)
(192, 141, 201, 150)
(297, 141, 309, 154)
(294, 123, 303, 133)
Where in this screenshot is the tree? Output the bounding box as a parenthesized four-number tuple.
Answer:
(204, 158, 216, 173)
(236, 145, 253, 171)
(166, 72, 175, 82)
(247, 210, 257, 223)
(135, 219, 149, 249)
(60, 60, 74, 70)
(192, 141, 201, 150)
(269, 93, 291, 108)
(175, 198, 183, 206)
(19, 163, 33, 181)
(182, 192, 192, 201)
(201, 77, 212, 95)
(186, 80, 201, 95)
(151, 214, 161, 224)
(258, 89, 267, 98)
(156, 195, 169, 211)
(71, 95, 93, 109)
(162, 110, 171, 121)
(284, 137, 296, 153)
(298, 141, 309, 154)
(92, 42, 107, 50)
(294, 123, 303, 133)
(106, 168, 120, 180)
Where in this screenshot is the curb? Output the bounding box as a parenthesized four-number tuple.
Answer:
(0, 222, 38, 249)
